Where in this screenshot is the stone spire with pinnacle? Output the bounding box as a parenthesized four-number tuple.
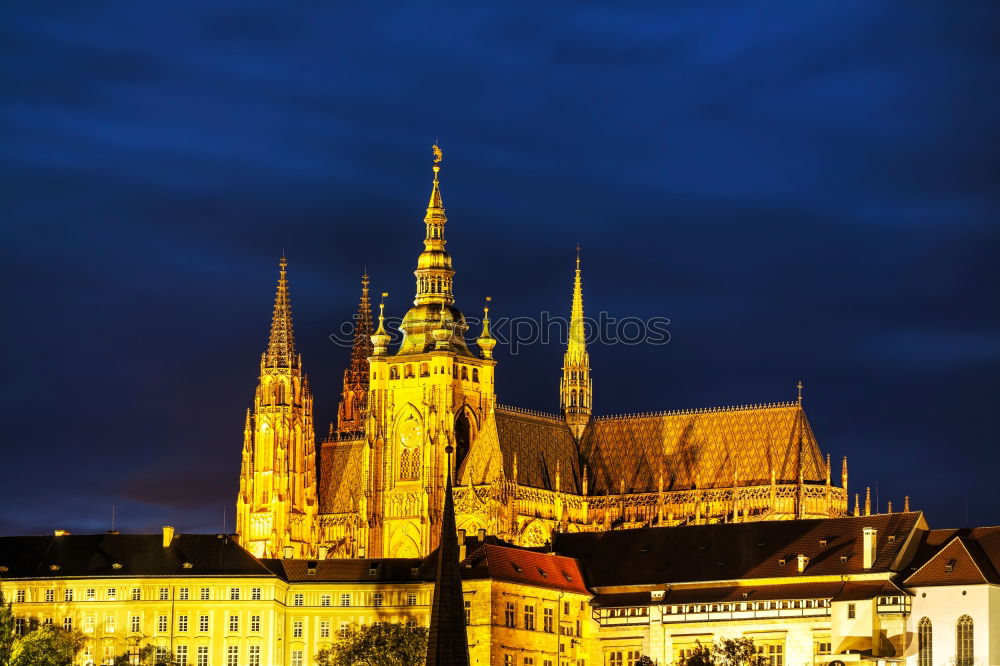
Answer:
(426, 446, 470, 666)
(336, 273, 373, 433)
(561, 246, 592, 438)
(236, 256, 317, 559)
(265, 256, 298, 369)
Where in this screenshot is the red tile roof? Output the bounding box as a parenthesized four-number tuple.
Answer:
(903, 527, 1000, 587)
(463, 544, 588, 594)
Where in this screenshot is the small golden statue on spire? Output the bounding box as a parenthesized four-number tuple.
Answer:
(432, 144, 443, 164)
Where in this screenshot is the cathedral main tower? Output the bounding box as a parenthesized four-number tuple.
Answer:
(236, 257, 318, 558)
(365, 146, 497, 558)
(561, 249, 592, 438)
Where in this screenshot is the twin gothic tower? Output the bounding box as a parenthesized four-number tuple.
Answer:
(237, 148, 848, 560)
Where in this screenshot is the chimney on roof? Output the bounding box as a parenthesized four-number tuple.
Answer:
(318, 546, 329, 560)
(457, 529, 467, 563)
(162, 526, 175, 548)
(283, 546, 294, 559)
(797, 554, 809, 573)
(863, 527, 877, 569)
(477, 528, 486, 542)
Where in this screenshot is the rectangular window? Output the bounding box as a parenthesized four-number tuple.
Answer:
(105, 587, 116, 601)
(291, 650, 303, 666)
(505, 602, 516, 628)
(63, 617, 72, 631)
(200, 588, 210, 601)
(544, 607, 554, 633)
(757, 644, 784, 666)
(43, 617, 52, 626)
(340, 622, 349, 638)
(158, 588, 169, 601)
(179, 587, 189, 601)
(157, 615, 168, 633)
(525, 604, 536, 630)
(293, 620, 303, 638)
(609, 652, 623, 666)
(156, 647, 168, 663)
(525, 659, 534, 665)
(320, 621, 331, 638)
(293, 593, 304, 607)
(848, 603, 856, 619)
(131, 587, 141, 601)
(130, 615, 140, 633)
(104, 614, 116, 632)
(251, 587, 261, 601)
(229, 587, 240, 601)
(86, 588, 96, 601)
(249, 645, 261, 666)
(65, 589, 74, 602)
(197, 646, 209, 666)
(373, 592, 383, 607)
(321, 594, 331, 607)
(227, 645, 239, 666)
(84, 615, 95, 633)
(15, 590, 25, 603)
(229, 615, 239, 632)
(407, 592, 417, 606)
(14, 619, 25, 636)
(504, 656, 513, 666)
(178, 615, 188, 632)
(340, 593, 351, 607)
(199, 615, 209, 632)
(45, 589, 54, 602)
(251, 614, 261, 633)
(464, 600, 471, 626)
(176, 646, 188, 666)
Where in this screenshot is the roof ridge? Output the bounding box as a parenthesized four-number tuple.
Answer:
(496, 403, 563, 421)
(594, 401, 799, 421)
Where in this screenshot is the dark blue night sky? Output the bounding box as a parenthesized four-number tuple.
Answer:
(2, 2, 998, 535)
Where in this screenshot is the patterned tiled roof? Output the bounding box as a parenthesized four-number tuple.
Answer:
(465, 408, 581, 493)
(319, 438, 365, 514)
(580, 404, 826, 494)
(904, 526, 1000, 587)
(554, 512, 925, 590)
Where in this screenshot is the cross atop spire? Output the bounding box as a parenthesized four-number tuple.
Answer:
(265, 256, 297, 369)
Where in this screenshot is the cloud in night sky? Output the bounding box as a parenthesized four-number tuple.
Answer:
(1, 1, 998, 535)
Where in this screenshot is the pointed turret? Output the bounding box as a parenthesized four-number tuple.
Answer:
(476, 297, 496, 359)
(266, 256, 297, 369)
(426, 446, 470, 666)
(561, 246, 592, 438)
(337, 274, 374, 433)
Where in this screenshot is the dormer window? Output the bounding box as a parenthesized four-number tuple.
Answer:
(945, 559, 956, 573)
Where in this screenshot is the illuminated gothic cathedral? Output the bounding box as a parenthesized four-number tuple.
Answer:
(236, 148, 849, 559)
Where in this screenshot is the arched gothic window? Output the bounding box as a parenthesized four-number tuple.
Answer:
(399, 448, 419, 480)
(956, 615, 973, 666)
(390, 367, 399, 380)
(472, 368, 479, 383)
(461, 367, 468, 381)
(918, 617, 932, 666)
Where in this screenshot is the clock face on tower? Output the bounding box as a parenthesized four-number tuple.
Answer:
(398, 418, 422, 448)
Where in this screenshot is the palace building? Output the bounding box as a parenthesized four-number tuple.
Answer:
(235, 147, 849, 562)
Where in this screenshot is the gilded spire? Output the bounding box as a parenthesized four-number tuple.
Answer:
(477, 297, 496, 359)
(265, 256, 297, 368)
(397, 146, 471, 355)
(371, 293, 391, 355)
(561, 246, 591, 438)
